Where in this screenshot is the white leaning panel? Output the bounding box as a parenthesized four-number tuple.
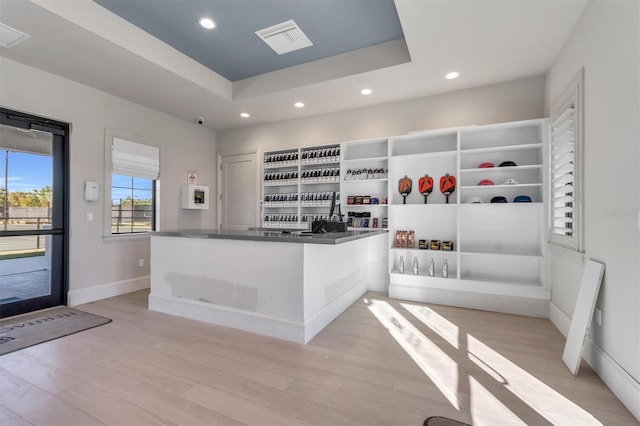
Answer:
(562, 259, 605, 375)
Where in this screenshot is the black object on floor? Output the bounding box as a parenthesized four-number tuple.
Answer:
(0, 307, 111, 356)
(424, 416, 472, 426)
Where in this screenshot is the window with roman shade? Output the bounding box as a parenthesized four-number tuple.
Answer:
(109, 135, 159, 235)
(549, 72, 583, 251)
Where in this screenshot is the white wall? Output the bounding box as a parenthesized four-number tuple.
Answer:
(0, 57, 217, 303)
(217, 76, 545, 153)
(545, 0, 640, 413)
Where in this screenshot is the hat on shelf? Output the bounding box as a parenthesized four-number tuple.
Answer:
(465, 196, 483, 204)
(490, 196, 508, 203)
(499, 161, 517, 167)
(477, 179, 494, 186)
(478, 162, 494, 168)
(514, 195, 532, 203)
(503, 178, 519, 185)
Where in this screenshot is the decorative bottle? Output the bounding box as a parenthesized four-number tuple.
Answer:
(428, 258, 435, 277)
(399, 256, 405, 274)
(412, 257, 418, 275)
(442, 259, 449, 278)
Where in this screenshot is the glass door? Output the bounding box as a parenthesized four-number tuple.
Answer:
(0, 109, 68, 318)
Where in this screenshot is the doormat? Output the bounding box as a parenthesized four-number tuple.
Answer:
(0, 307, 111, 356)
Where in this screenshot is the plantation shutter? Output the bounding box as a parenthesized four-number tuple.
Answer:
(551, 105, 575, 237)
(549, 72, 582, 251)
(112, 137, 159, 180)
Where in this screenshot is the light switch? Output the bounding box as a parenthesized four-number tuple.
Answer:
(87, 212, 94, 222)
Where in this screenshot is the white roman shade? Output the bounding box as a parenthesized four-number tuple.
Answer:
(112, 137, 159, 180)
(549, 71, 582, 251)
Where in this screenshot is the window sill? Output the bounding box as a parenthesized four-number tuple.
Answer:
(103, 233, 151, 243)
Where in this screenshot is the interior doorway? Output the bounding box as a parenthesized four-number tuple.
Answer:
(0, 108, 69, 318)
(218, 152, 258, 230)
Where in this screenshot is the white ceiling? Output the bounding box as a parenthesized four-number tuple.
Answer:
(0, 0, 589, 130)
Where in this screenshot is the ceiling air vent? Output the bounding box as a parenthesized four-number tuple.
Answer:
(255, 20, 313, 55)
(0, 22, 29, 49)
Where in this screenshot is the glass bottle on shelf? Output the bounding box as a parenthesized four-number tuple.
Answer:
(442, 259, 449, 278)
(428, 258, 435, 277)
(412, 257, 418, 275)
(399, 256, 405, 274)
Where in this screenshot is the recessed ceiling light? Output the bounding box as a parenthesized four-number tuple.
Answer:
(199, 17, 215, 29)
(294, 102, 305, 108)
(445, 71, 460, 80)
(240, 112, 250, 118)
(360, 88, 372, 95)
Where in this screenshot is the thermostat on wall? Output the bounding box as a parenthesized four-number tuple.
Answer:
(84, 180, 99, 202)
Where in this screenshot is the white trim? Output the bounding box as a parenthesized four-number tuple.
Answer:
(303, 281, 367, 342)
(149, 294, 305, 343)
(549, 301, 572, 337)
(550, 301, 640, 421)
(67, 275, 149, 306)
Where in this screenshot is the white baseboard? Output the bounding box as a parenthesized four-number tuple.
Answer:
(149, 294, 304, 343)
(68, 276, 149, 306)
(304, 280, 367, 343)
(367, 274, 390, 293)
(549, 302, 640, 421)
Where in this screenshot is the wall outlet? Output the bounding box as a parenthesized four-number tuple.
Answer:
(138, 258, 144, 267)
(595, 307, 602, 326)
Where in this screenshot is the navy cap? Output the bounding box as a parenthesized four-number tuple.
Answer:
(490, 196, 508, 203)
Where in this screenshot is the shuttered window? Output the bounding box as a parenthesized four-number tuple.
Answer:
(549, 73, 582, 251)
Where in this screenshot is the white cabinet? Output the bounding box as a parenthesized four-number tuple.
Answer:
(340, 137, 389, 230)
(181, 184, 209, 209)
(387, 119, 550, 317)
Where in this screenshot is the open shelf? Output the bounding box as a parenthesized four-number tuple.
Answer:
(460, 142, 542, 155)
(342, 156, 388, 164)
(461, 164, 543, 173)
(389, 150, 457, 161)
(344, 204, 388, 208)
(342, 178, 388, 183)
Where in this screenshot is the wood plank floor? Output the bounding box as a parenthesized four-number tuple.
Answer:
(0, 290, 637, 426)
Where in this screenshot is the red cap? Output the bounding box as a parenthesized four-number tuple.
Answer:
(478, 179, 495, 186)
(479, 162, 494, 168)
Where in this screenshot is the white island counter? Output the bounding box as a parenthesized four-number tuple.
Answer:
(149, 229, 388, 343)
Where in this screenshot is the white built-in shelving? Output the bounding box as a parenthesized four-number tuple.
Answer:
(340, 137, 389, 230)
(387, 119, 550, 317)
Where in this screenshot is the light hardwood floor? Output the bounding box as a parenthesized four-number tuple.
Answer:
(0, 290, 637, 426)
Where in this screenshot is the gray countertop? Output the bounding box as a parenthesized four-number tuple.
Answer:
(151, 228, 387, 245)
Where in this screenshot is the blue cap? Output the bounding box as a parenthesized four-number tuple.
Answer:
(514, 195, 532, 203)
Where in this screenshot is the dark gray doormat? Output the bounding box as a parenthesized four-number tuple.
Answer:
(0, 307, 111, 356)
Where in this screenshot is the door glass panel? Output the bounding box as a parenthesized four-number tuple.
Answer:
(0, 123, 55, 310)
(0, 235, 52, 304)
(0, 126, 53, 232)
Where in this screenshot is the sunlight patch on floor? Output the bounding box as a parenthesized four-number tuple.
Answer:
(367, 299, 460, 409)
(467, 335, 602, 425)
(469, 376, 527, 425)
(369, 299, 603, 426)
(401, 302, 459, 349)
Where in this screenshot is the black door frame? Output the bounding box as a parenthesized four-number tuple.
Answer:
(0, 108, 69, 318)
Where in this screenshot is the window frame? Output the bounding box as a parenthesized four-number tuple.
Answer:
(103, 129, 160, 239)
(549, 70, 584, 252)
